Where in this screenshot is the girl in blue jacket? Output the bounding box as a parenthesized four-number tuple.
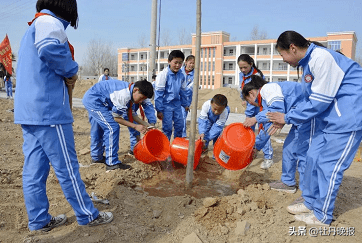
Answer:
(242, 75, 310, 194)
(237, 54, 273, 169)
(14, 0, 112, 232)
(268, 30, 362, 226)
(181, 55, 195, 137)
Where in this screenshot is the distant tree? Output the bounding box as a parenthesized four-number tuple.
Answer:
(250, 25, 268, 40)
(82, 39, 118, 77)
(161, 28, 173, 46)
(177, 27, 192, 45)
(137, 33, 148, 48)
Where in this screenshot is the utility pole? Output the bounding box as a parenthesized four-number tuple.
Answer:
(185, 0, 201, 189)
(149, 0, 157, 82)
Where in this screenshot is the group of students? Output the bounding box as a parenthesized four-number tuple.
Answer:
(13, 0, 362, 233)
(241, 31, 362, 227)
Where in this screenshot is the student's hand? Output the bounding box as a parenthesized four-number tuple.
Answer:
(267, 123, 284, 136)
(134, 124, 147, 134)
(241, 100, 247, 108)
(65, 74, 78, 87)
(199, 134, 205, 141)
(243, 117, 257, 127)
(157, 112, 163, 120)
(185, 106, 190, 112)
(267, 112, 286, 125)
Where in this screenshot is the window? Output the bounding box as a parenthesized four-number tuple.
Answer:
(328, 41, 341, 51)
(200, 62, 203, 71)
(229, 49, 234, 55)
(140, 54, 144, 60)
(263, 47, 268, 55)
(228, 63, 233, 70)
(208, 77, 210, 85)
(278, 63, 288, 70)
(212, 76, 215, 85)
(262, 63, 268, 70)
(278, 78, 286, 81)
(228, 77, 233, 84)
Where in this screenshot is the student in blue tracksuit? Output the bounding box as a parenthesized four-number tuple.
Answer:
(14, 0, 112, 232)
(181, 55, 195, 137)
(198, 94, 230, 157)
(126, 98, 157, 155)
(268, 30, 362, 226)
(98, 68, 112, 82)
(237, 54, 274, 169)
(4, 75, 12, 99)
(242, 75, 310, 194)
(83, 79, 154, 170)
(154, 50, 189, 140)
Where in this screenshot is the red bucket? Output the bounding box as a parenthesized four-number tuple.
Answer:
(170, 138, 203, 170)
(134, 129, 170, 164)
(213, 123, 255, 170)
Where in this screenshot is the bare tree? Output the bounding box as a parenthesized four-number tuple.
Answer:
(250, 25, 268, 40)
(137, 33, 148, 48)
(82, 39, 118, 77)
(177, 27, 192, 45)
(161, 28, 173, 46)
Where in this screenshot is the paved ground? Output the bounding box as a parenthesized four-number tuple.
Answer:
(0, 90, 291, 133)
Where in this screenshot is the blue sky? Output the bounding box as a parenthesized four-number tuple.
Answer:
(1, 0, 362, 67)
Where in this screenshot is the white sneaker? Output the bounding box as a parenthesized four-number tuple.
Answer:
(296, 213, 329, 226)
(294, 212, 313, 221)
(287, 202, 312, 215)
(260, 159, 274, 169)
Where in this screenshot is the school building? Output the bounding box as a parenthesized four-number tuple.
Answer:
(117, 31, 357, 89)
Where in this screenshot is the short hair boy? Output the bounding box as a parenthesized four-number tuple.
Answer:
(82, 79, 154, 171)
(198, 94, 230, 152)
(98, 67, 112, 82)
(154, 50, 189, 140)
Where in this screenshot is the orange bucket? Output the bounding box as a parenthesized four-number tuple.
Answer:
(170, 138, 203, 170)
(134, 129, 170, 164)
(213, 123, 255, 170)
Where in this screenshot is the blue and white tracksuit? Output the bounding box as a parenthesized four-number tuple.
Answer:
(198, 100, 230, 148)
(14, 9, 98, 230)
(98, 74, 112, 82)
(284, 43, 362, 224)
(254, 82, 310, 191)
(240, 68, 273, 160)
(4, 76, 12, 97)
(125, 99, 157, 152)
(181, 66, 194, 137)
(83, 79, 135, 166)
(154, 66, 189, 140)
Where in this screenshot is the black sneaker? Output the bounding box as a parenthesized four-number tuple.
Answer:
(106, 163, 131, 171)
(37, 214, 67, 232)
(91, 156, 106, 164)
(87, 211, 113, 226)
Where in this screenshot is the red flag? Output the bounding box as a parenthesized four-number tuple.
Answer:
(0, 35, 12, 75)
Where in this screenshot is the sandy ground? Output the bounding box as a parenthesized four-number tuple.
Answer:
(0, 80, 362, 243)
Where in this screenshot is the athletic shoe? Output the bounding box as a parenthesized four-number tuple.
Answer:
(106, 163, 131, 171)
(294, 212, 313, 222)
(287, 202, 312, 215)
(295, 213, 329, 226)
(260, 159, 274, 169)
(127, 150, 134, 156)
(91, 156, 106, 164)
(269, 180, 297, 193)
(290, 196, 304, 205)
(37, 214, 67, 232)
(87, 212, 113, 227)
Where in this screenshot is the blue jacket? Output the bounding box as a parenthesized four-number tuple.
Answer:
(239, 67, 264, 117)
(82, 79, 135, 119)
(181, 66, 194, 106)
(285, 43, 362, 133)
(254, 82, 305, 150)
(198, 100, 230, 141)
(14, 9, 77, 125)
(154, 66, 188, 112)
(129, 99, 157, 124)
